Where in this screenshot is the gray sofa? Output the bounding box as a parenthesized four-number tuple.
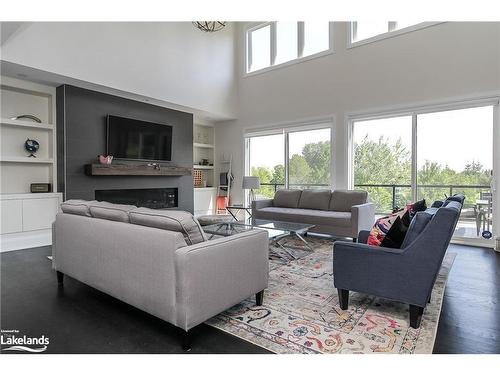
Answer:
(52, 200, 269, 350)
(333, 195, 464, 328)
(252, 189, 375, 240)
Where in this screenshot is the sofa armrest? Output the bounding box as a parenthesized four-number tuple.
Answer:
(333, 241, 432, 306)
(334, 240, 405, 256)
(333, 240, 427, 305)
(252, 199, 273, 210)
(175, 229, 269, 330)
(351, 202, 375, 237)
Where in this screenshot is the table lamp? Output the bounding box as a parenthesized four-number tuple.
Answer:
(242, 176, 260, 204)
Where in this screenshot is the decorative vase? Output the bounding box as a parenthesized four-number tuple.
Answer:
(98, 155, 113, 165)
(24, 138, 40, 157)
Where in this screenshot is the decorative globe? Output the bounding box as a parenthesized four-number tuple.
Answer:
(25, 138, 40, 157)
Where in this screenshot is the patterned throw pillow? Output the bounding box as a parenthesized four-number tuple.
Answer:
(367, 208, 408, 246)
(367, 200, 427, 247)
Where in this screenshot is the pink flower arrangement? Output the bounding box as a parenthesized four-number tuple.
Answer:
(98, 155, 113, 165)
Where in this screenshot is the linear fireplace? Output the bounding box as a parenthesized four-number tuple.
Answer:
(95, 188, 178, 209)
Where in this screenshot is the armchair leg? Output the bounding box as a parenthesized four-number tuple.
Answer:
(409, 304, 424, 329)
(338, 289, 349, 310)
(56, 271, 64, 285)
(256, 290, 264, 306)
(352, 237, 357, 243)
(181, 329, 192, 352)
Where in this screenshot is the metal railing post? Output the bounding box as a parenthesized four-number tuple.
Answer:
(392, 185, 396, 210)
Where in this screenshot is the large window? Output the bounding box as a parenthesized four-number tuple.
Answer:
(246, 125, 332, 199)
(247, 22, 332, 74)
(288, 128, 331, 189)
(352, 104, 495, 241)
(350, 22, 434, 46)
(353, 116, 412, 213)
(275, 21, 298, 65)
(248, 24, 271, 72)
(247, 133, 285, 199)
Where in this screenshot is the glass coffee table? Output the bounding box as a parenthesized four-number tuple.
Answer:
(203, 221, 287, 241)
(243, 219, 315, 251)
(203, 219, 315, 259)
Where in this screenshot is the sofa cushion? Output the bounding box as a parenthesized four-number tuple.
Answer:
(129, 208, 207, 245)
(60, 199, 98, 217)
(256, 207, 351, 227)
(329, 190, 368, 212)
(298, 189, 331, 210)
(401, 211, 434, 248)
(273, 189, 303, 208)
(89, 202, 137, 222)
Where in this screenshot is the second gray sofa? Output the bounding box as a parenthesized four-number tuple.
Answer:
(252, 189, 375, 240)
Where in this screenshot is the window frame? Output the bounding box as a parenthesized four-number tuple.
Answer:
(244, 119, 335, 204)
(347, 97, 500, 248)
(347, 22, 444, 49)
(245, 22, 334, 77)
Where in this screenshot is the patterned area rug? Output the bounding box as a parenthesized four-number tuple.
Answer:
(207, 237, 455, 354)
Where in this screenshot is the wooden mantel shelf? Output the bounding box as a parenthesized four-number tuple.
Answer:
(85, 163, 192, 176)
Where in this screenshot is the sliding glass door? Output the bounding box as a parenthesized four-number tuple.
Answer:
(352, 116, 412, 213)
(246, 124, 332, 200)
(352, 103, 496, 244)
(416, 106, 494, 240)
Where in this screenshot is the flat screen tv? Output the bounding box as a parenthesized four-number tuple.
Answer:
(106, 115, 173, 162)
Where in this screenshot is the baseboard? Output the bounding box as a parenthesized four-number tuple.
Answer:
(0, 229, 52, 252)
(450, 236, 496, 250)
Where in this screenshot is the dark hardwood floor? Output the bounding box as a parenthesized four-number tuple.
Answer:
(1, 244, 499, 354)
(433, 245, 500, 354)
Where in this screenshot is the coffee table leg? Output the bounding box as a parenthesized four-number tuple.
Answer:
(270, 234, 298, 260)
(294, 232, 313, 251)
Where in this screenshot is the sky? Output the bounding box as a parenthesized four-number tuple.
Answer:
(248, 105, 494, 172)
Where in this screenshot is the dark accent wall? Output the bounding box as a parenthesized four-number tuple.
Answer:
(56, 85, 194, 212)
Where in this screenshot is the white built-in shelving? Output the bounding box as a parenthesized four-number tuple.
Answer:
(193, 122, 217, 216)
(0, 157, 55, 164)
(0, 76, 62, 251)
(1, 117, 54, 130)
(1, 76, 58, 193)
(193, 142, 214, 149)
(193, 164, 214, 170)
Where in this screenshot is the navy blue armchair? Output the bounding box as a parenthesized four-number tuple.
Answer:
(333, 196, 464, 328)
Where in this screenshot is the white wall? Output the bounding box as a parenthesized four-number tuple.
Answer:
(216, 22, 500, 204)
(1, 22, 237, 119)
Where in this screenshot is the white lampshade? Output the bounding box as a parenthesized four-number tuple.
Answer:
(242, 176, 260, 190)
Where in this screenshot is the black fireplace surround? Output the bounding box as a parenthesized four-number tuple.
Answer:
(95, 188, 178, 209)
(57, 85, 194, 212)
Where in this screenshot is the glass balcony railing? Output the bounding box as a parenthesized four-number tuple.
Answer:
(355, 183, 492, 240)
